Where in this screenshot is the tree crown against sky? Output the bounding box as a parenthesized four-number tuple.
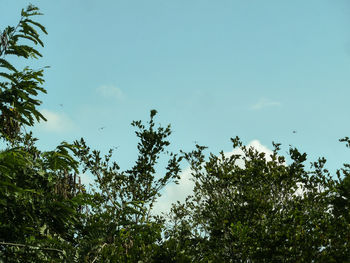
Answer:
(3, 0, 350, 175)
(1, 4, 350, 263)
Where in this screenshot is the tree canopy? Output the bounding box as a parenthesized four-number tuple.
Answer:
(0, 5, 349, 262)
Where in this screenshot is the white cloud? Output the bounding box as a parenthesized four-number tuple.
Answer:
(224, 139, 274, 164)
(247, 140, 274, 157)
(153, 167, 194, 215)
(96, 85, 123, 100)
(251, 98, 281, 110)
(153, 140, 273, 215)
(37, 109, 75, 132)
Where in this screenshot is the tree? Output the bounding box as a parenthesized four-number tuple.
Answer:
(0, 6, 183, 261)
(165, 138, 350, 262)
(0, 5, 47, 142)
(73, 110, 183, 262)
(0, 5, 86, 262)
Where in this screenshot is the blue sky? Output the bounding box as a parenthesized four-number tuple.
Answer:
(2, 1, 350, 202)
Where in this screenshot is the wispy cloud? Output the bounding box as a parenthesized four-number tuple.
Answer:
(96, 85, 123, 100)
(251, 98, 281, 110)
(37, 109, 75, 132)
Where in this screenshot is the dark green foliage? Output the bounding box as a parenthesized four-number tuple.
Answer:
(0, 6, 86, 262)
(0, 5, 47, 142)
(1, 4, 350, 262)
(0, 134, 85, 262)
(73, 111, 182, 262)
(165, 139, 350, 262)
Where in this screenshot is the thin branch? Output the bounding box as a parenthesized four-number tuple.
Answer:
(91, 243, 107, 263)
(0, 241, 65, 254)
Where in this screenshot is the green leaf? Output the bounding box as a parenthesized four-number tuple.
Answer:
(23, 19, 47, 35)
(0, 72, 17, 82)
(0, 59, 17, 72)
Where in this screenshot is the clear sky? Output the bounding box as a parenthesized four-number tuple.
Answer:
(2, 1, 350, 207)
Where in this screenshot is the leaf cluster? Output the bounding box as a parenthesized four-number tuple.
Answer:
(0, 5, 47, 142)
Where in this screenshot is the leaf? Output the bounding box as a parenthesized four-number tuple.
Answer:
(0, 59, 17, 72)
(0, 72, 17, 82)
(23, 19, 47, 35)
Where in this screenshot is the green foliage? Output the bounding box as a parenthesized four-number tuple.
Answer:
(0, 5, 47, 142)
(0, 6, 86, 262)
(1, 4, 350, 263)
(73, 110, 182, 262)
(165, 139, 350, 262)
(0, 133, 85, 261)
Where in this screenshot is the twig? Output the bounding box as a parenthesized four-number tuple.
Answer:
(92, 243, 107, 263)
(0, 241, 65, 254)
